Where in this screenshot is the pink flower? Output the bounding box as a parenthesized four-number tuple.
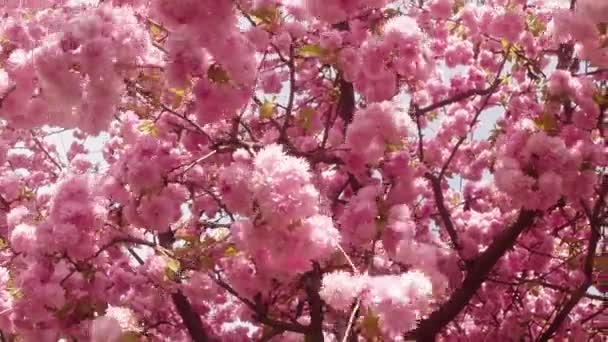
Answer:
(91, 316, 123, 342)
(260, 72, 283, 94)
(251, 144, 319, 224)
(320, 271, 366, 311)
(339, 185, 381, 246)
(547, 70, 573, 97)
(50, 175, 99, 230)
(345, 102, 410, 166)
(577, 0, 608, 24)
(363, 272, 433, 335)
(489, 10, 525, 42)
(246, 26, 270, 51)
(6, 206, 29, 231)
(537, 171, 563, 209)
(10, 223, 37, 253)
(304, 0, 348, 24)
(429, 0, 454, 19)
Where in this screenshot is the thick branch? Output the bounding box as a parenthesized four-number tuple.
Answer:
(336, 76, 355, 126)
(158, 231, 210, 342)
(210, 271, 309, 334)
(537, 176, 607, 341)
(488, 278, 607, 301)
(0, 194, 10, 211)
(171, 292, 210, 342)
(92, 236, 155, 259)
(305, 263, 325, 342)
(536, 229, 599, 341)
(332, 21, 356, 130)
(407, 209, 537, 341)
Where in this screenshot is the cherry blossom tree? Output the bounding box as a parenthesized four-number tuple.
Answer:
(0, 0, 606, 341)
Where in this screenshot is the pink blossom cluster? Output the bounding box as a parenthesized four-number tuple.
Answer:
(320, 270, 433, 338)
(0, 0, 604, 341)
(229, 144, 341, 276)
(495, 130, 603, 210)
(0, 5, 153, 133)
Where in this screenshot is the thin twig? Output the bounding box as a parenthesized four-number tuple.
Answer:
(169, 150, 217, 177)
(31, 133, 64, 171)
(336, 243, 358, 274)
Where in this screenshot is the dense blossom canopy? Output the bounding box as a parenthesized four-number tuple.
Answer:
(0, 0, 606, 341)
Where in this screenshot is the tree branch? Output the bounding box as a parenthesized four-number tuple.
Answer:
(31, 132, 64, 171)
(158, 231, 210, 342)
(537, 176, 607, 341)
(332, 21, 356, 130)
(209, 270, 309, 334)
(336, 76, 355, 127)
(416, 85, 499, 115)
(424, 173, 463, 256)
(406, 209, 537, 341)
(171, 292, 210, 342)
(438, 55, 507, 178)
(536, 228, 599, 341)
(279, 45, 297, 143)
(305, 262, 325, 342)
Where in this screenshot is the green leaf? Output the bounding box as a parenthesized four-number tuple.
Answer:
(165, 258, 181, 280)
(148, 22, 165, 42)
(297, 107, 315, 131)
(250, 5, 279, 25)
(167, 258, 180, 273)
(6, 277, 22, 300)
(168, 87, 187, 108)
(19, 186, 34, 201)
(501, 40, 518, 62)
(137, 120, 158, 137)
(175, 231, 199, 244)
(527, 14, 546, 37)
(361, 310, 381, 339)
(199, 255, 215, 270)
(385, 141, 404, 153)
(530, 286, 541, 296)
(124, 103, 149, 119)
(121, 331, 140, 342)
(259, 101, 275, 119)
(499, 75, 511, 85)
(499, 95, 509, 107)
(208, 64, 230, 84)
(534, 112, 557, 134)
(593, 91, 608, 107)
(488, 126, 504, 144)
(55, 302, 75, 321)
(298, 44, 326, 58)
(384, 8, 400, 19)
(595, 254, 608, 272)
(223, 244, 239, 258)
(170, 88, 185, 97)
(453, 0, 465, 14)
(449, 193, 462, 206)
